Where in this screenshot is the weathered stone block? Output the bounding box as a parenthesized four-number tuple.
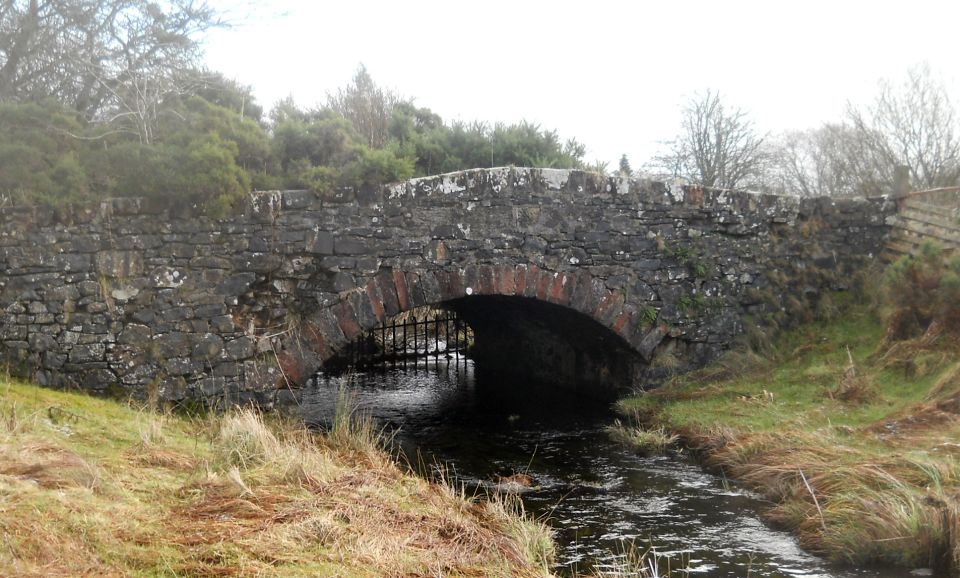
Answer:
(152, 332, 192, 358)
(47, 285, 81, 302)
(70, 343, 105, 363)
(96, 251, 143, 278)
(54, 253, 92, 273)
(306, 230, 334, 254)
(192, 334, 224, 360)
(27, 333, 57, 352)
(375, 271, 400, 316)
(82, 368, 116, 390)
(333, 301, 362, 340)
(405, 272, 426, 308)
(225, 337, 256, 361)
(216, 273, 257, 296)
(334, 237, 367, 255)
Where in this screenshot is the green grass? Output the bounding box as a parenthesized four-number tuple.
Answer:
(0, 378, 556, 577)
(615, 304, 960, 572)
(621, 310, 943, 431)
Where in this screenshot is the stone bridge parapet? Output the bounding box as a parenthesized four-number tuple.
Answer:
(0, 168, 895, 403)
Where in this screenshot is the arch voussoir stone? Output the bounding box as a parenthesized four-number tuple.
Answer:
(375, 271, 401, 317)
(419, 271, 443, 304)
(392, 271, 410, 311)
(363, 279, 386, 325)
(332, 300, 362, 341)
(520, 264, 540, 299)
(547, 271, 577, 307)
(404, 271, 427, 309)
(434, 269, 465, 301)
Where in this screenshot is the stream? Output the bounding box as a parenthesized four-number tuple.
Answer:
(296, 358, 917, 577)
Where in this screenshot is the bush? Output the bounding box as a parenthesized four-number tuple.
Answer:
(342, 146, 415, 188)
(0, 100, 93, 204)
(882, 241, 960, 340)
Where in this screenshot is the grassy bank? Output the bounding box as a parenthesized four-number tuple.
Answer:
(0, 378, 554, 577)
(614, 305, 960, 573)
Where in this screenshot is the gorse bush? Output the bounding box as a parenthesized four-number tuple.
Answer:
(883, 241, 960, 340)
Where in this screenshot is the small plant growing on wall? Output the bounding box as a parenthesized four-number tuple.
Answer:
(664, 242, 711, 279)
(677, 293, 705, 313)
(639, 305, 658, 328)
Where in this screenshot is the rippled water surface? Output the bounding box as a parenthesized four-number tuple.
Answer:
(298, 360, 914, 577)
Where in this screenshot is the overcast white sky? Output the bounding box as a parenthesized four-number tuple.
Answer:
(202, 0, 960, 168)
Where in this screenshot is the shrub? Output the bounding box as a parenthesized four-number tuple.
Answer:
(882, 241, 960, 340)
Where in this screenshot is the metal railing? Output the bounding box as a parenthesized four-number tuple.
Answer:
(346, 311, 471, 370)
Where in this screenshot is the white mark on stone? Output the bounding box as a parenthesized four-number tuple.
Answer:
(466, 287, 474, 295)
(111, 286, 139, 300)
(440, 176, 466, 194)
(541, 169, 570, 190)
(154, 267, 185, 288)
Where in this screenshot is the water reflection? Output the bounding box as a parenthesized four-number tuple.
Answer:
(297, 361, 907, 578)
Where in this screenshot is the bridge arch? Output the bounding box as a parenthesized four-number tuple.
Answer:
(277, 264, 657, 396)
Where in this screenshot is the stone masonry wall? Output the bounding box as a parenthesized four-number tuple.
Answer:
(0, 168, 895, 404)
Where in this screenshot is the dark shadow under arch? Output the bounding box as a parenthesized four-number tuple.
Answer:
(445, 294, 644, 398)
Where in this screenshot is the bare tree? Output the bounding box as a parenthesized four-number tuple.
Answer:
(0, 0, 223, 142)
(766, 124, 890, 197)
(652, 90, 765, 189)
(326, 64, 400, 149)
(766, 65, 960, 197)
(847, 63, 960, 192)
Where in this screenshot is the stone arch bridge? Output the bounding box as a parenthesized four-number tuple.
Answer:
(0, 168, 894, 404)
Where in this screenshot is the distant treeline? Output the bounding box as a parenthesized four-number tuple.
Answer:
(0, 66, 585, 213)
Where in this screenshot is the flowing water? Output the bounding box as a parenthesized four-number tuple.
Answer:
(296, 359, 921, 578)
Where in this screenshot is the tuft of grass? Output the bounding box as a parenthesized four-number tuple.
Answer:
(328, 386, 386, 456)
(606, 420, 679, 456)
(137, 411, 167, 446)
(215, 407, 281, 468)
(582, 541, 687, 577)
(484, 492, 556, 571)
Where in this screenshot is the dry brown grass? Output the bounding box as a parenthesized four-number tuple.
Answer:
(692, 429, 960, 568)
(0, 380, 556, 578)
(0, 442, 100, 490)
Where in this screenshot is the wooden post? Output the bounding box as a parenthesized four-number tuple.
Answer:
(894, 165, 911, 197)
